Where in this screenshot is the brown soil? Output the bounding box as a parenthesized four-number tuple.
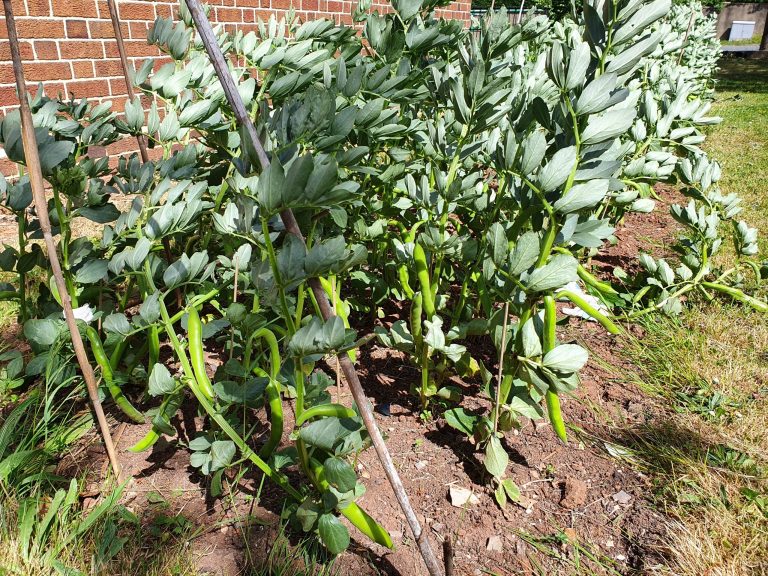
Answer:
(591, 183, 684, 279)
(10, 187, 687, 575)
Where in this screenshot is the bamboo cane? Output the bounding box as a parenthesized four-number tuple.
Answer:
(677, 11, 695, 66)
(2, 0, 122, 483)
(105, 0, 149, 164)
(183, 1, 444, 574)
(106, 0, 182, 309)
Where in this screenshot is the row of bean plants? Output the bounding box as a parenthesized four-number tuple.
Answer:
(0, 0, 765, 555)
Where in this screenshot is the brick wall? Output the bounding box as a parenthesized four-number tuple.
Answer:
(0, 0, 471, 117)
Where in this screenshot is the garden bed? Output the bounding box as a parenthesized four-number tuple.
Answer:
(46, 189, 685, 576)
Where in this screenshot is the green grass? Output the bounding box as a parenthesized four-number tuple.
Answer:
(715, 57, 768, 93)
(598, 57, 768, 576)
(721, 35, 762, 47)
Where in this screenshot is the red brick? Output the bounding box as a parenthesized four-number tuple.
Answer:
(52, 0, 98, 17)
(302, 0, 319, 10)
(22, 62, 72, 81)
(155, 3, 173, 18)
(34, 40, 59, 60)
(65, 19, 89, 38)
(0, 86, 19, 108)
(72, 60, 95, 79)
(96, 1, 108, 18)
(216, 6, 242, 20)
(120, 40, 161, 58)
(95, 59, 124, 77)
(88, 20, 130, 39)
(0, 157, 19, 178)
(5, 0, 26, 16)
(65, 78, 110, 98)
(109, 77, 130, 96)
(0, 40, 34, 60)
(129, 20, 150, 40)
(59, 40, 104, 59)
(119, 1, 155, 20)
(27, 0, 51, 16)
(13, 19, 65, 38)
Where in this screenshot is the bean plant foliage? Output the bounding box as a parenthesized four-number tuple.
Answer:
(0, 0, 765, 555)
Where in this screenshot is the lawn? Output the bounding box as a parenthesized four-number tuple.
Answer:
(611, 56, 768, 576)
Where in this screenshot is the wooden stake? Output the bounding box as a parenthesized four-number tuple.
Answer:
(105, 0, 149, 164)
(2, 0, 122, 483)
(106, 0, 183, 310)
(183, 1, 444, 574)
(677, 11, 695, 66)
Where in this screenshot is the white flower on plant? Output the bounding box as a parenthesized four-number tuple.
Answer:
(559, 282, 609, 322)
(69, 304, 95, 324)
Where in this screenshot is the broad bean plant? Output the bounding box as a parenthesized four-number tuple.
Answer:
(0, 0, 765, 553)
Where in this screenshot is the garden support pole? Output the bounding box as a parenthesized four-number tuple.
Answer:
(2, 0, 123, 484)
(183, 2, 444, 574)
(106, 0, 150, 164)
(107, 0, 183, 309)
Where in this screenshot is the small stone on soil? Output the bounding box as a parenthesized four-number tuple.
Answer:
(449, 485, 480, 507)
(560, 477, 588, 509)
(612, 490, 633, 505)
(415, 460, 428, 470)
(486, 535, 503, 552)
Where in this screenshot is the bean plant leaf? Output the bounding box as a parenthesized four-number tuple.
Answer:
(103, 314, 131, 336)
(485, 435, 508, 479)
(508, 231, 540, 276)
(299, 417, 362, 453)
(542, 344, 589, 373)
(553, 180, 609, 214)
(524, 254, 578, 292)
(317, 514, 350, 555)
(23, 319, 60, 348)
(209, 441, 236, 471)
(148, 363, 176, 396)
(444, 408, 479, 436)
(323, 457, 357, 493)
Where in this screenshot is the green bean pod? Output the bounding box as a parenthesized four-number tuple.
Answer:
(259, 380, 284, 459)
(413, 243, 436, 318)
(701, 281, 768, 313)
(187, 307, 215, 401)
(576, 263, 619, 295)
(632, 285, 652, 305)
(318, 277, 356, 361)
(555, 290, 622, 335)
(128, 393, 183, 452)
(85, 327, 145, 424)
(295, 404, 356, 427)
(542, 296, 567, 442)
(148, 325, 161, 369)
(109, 339, 128, 372)
(545, 391, 567, 442)
(128, 428, 159, 452)
(398, 266, 415, 299)
(310, 459, 393, 549)
(340, 502, 394, 549)
(410, 291, 423, 352)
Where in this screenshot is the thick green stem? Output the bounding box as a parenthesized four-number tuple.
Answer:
(554, 290, 622, 335)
